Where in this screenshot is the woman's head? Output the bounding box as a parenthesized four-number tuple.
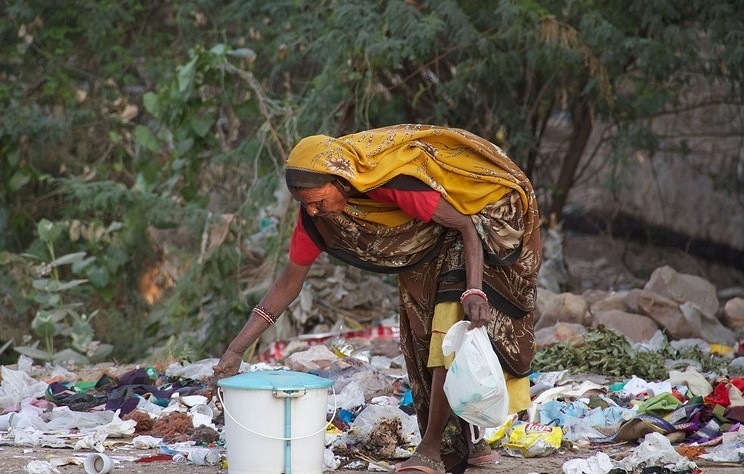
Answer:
(286, 169, 349, 218)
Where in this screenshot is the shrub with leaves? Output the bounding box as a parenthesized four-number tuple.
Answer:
(14, 219, 113, 365)
(533, 326, 727, 380)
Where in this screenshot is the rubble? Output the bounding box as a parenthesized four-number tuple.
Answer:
(535, 266, 743, 348)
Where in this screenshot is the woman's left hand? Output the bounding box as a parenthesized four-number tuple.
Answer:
(463, 295, 491, 328)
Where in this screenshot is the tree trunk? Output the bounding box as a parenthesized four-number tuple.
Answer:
(548, 99, 594, 218)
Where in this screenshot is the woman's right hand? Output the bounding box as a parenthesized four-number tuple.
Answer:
(208, 350, 243, 396)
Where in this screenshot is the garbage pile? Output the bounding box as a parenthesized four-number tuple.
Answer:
(2, 328, 744, 473)
(1, 263, 744, 473)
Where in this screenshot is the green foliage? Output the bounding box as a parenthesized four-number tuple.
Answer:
(1, 0, 742, 364)
(533, 326, 727, 380)
(14, 219, 113, 365)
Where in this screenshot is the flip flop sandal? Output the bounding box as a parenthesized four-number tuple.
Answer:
(468, 452, 499, 465)
(395, 451, 449, 474)
(468, 439, 499, 465)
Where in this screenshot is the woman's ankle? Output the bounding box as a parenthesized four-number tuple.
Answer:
(470, 438, 492, 458)
(414, 442, 442, 462)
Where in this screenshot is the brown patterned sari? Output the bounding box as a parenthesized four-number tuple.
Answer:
(287, 124, 541, 464)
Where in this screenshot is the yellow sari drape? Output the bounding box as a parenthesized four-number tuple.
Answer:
(286, 124, 532, 228)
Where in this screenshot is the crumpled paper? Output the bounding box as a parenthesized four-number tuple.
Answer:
(132, 435, 163, 449)
(24, 460, 61, 474)
(105, 409, 137, 437)
(73, 426, 107, 452)
(668, 368, 713, 397)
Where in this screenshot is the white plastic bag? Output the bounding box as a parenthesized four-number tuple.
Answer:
(442, 321, 509, 442)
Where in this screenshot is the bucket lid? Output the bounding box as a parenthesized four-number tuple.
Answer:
(218, 370, 334, 391)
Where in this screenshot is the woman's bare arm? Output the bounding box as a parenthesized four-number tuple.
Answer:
(212, 261, 312, 380)
(429, 198, 490, 328)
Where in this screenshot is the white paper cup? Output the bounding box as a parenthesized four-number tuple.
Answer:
(84, 453, 113, 474)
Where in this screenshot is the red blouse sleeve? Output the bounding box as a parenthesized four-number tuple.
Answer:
(289, 186, 439, 265)
(288, 213, 322, 266)
(366, 187, 441, 222)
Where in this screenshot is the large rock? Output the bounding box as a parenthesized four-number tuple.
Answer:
(582, 289, 610, 305)
(680, 302, 736, 345)
(538, 226, 569, 293)
(534, 322, 587, 348)
(624, 289, 702, 340)
(588, 291, 628, 314)
(534, 290, 591, 330)
(644, 265, 719, 319)
(723, 297, 744, 330)
(534, 287, 558, 324)
(592, 310, 660, 343)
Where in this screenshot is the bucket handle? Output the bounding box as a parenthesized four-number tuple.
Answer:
(217, 384, 337, 441)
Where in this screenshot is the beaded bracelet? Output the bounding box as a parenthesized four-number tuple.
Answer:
(460, 288, 488, 304)
(253, 305, 277, 325)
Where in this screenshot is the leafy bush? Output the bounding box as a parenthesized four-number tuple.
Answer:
(14, 219, 113, 365)
(533, 326, 729, 380)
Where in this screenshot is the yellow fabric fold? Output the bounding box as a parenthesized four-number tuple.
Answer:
(427, 302, 532, 415)
(286, 124, 529, 224)
(344, 198, 414, 227)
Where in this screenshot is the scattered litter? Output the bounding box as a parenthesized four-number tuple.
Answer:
(24, 460, 60, 474)
(2, 299, 744, 473)
(503, 423, 563, 458)
(562, 451, 613, 474)
(615, 432, 697, 472)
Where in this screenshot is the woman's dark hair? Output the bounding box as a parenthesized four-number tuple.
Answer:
(285, 169, 334, 189)
(285, 169, 353, 197)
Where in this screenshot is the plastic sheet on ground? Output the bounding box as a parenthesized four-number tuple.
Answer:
(562, 451, 614, 474)
(0, 366, 49, 412)
(342, 404, 420, 447)
(615, 432, 697, 472)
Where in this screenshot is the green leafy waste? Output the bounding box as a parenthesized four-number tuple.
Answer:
(533, 326, 730, 380)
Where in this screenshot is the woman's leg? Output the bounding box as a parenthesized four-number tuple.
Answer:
(417, 366, 449, 459)
(397, 366, 449, 470)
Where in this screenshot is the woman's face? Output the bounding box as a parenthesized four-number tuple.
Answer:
(291, 182, 347, 218)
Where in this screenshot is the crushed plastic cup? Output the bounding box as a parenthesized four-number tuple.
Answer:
(331, 338, 354, 358)
(0, 412, 16, 430)
(188, 448, 221, 466)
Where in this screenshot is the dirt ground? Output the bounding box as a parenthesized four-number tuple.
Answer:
(2, 443, 743, 473)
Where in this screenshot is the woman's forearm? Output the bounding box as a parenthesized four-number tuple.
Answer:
(460, 224, 483, 290)
(226, 261, 311, 354)
(430, 198, 484, 290)
(430, 197, 491, 326)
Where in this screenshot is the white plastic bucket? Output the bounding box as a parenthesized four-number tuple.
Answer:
(218, 370, 334, 474)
